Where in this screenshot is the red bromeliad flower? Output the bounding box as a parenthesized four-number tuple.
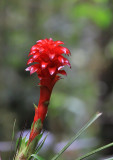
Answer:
(26, 38, 71, 143)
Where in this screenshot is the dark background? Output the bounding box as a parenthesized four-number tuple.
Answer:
(0, 0, 113, 159)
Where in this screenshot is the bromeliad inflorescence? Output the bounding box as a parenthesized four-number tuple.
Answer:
(15, 38, 71, 160)
(26, 38, 71, 143)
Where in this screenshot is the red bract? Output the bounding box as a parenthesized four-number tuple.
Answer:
(26, 38, 71, 143)
(26, 38, 71, 88)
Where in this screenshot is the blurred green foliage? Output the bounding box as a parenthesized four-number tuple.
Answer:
(71, 2, 112, 28)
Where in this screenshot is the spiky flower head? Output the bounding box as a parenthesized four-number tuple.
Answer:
(26, 38, 71, 90)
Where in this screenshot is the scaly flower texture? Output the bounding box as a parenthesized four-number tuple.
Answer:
(26, 38, 71, 143)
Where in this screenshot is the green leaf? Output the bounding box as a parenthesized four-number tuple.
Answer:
(35, 133, 48, 154)
(15, 137, 28, 160)
(16, 136, 27, 153)
(51, 112, 102, 160)
(30, 154, 45, 160)
(27, 132, 47, 160)
(76, 142, 113, 160)
(33, 103, 37, 109)
(16, 137, 21, 149)
(36, 133, 43, 142)
(21, 137, 27, 149)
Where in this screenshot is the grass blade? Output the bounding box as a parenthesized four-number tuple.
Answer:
(51, 112, 102, 160)
(76, 142, 113, 160)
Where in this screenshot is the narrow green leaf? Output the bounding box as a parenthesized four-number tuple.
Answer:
(35, 133, 48, 154)
(51, 112, 102, 160)
(76, 142, 113, 160)
(33, 103, 37, 109)
(31, 154, 45, 160)
(16, 138, 20, 149)
(36, 133, 43, 142)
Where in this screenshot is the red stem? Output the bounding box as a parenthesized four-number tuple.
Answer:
(28, 85, 52, 144)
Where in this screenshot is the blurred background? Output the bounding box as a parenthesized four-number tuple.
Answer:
(0, 0, 113, 159)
